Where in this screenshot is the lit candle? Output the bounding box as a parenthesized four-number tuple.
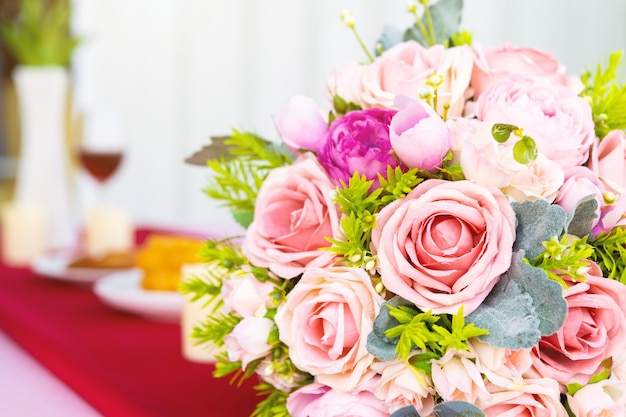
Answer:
(86, 205, 134, 258)
(1, 202, 47, 266)
(181, 263, 221, 363)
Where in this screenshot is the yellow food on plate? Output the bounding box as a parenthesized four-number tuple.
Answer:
(68, 251, 136, 269)
(136, 234, 205, 291)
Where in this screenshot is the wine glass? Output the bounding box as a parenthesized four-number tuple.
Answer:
(77, 110, 124, 203)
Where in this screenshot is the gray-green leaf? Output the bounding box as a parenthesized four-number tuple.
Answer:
(466, 252, 567, 348)
(433, 401, 485, 417)
(512, 200, 567, 260)
(565, 195, 598, 238)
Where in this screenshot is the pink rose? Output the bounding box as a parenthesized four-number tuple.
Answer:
(272, 95, 328, 153)
(242, 154, 341, 279)
(431, 349, 491, 404)
(274, 266, 383, 392)
(371, 179, 516, 315)
(371, 355, 435, 414)
(531, 262, 626, 385)
(286, 381, 389, 417)
(477, 379, 567, 417)
(221, 270, 274, 318)
(588, 129, 626, 197)
(471, 42, 573, 99)
(470, 339, 533, 389)
(476, 75, 595, 169)
(567, 379, 626, 417)
(223, 317, 274, 368)
(389, 95, 450, 171)
(358, 41, 473, 117)
(554, 166, 605, 226)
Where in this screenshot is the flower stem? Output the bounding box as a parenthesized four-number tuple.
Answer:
(352, 27, 374, 63)
(423, 5, 437, 45)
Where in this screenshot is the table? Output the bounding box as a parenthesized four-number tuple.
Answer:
(0, 229, 259, 417)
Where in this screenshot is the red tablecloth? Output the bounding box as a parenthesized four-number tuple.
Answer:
(0, 229, 259, 417)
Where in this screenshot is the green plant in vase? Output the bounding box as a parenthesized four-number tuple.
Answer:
(0, 0, 80, 67)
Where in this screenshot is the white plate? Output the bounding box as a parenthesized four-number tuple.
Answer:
(31, 251, 132, 283)
(94, 269, 183, 323)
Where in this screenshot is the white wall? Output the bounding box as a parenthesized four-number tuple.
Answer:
(70, 0, 626, 236)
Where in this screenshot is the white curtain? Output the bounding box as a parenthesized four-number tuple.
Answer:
(70, 0, 626, 236)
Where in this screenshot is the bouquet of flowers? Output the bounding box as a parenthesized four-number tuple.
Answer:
(183, 1, 626, 416)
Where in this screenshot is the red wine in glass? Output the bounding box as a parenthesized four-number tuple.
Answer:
(78, 149, 123, 183)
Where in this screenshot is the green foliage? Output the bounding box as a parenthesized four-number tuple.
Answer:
(251, 382, 291, 417)
(581, 51, 626, 139)
(325, 173, 382, 268)
(530, 235, 594, 288)
(192, 313, 240, 350)
(590, 226, 626, 283)
(384, 305, 488, 367)
(203, 130, 293, 228)
(0, 0, 80, 66)
(378, 166, 423, 204)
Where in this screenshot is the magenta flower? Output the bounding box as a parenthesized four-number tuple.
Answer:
(317, 108, 400, 186)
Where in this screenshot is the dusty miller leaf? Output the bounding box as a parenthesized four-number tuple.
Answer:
(466, 272, 540, 349)
(512, 200, 566, 260)
(433, 401, 485, 417)
(467, 252, 567, 348)
(565, 194, 598, 238)
(390, 405, 421, 417)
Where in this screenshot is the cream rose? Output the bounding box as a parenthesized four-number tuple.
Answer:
(371, 179, 516, 315)
(371, 356, 435, 415)
(567, 379, 626, 417)
(274, 266, 384, 392)
(242, 153, 341, 279)
(477, 379, 567, 417)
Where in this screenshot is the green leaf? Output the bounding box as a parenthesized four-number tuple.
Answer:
(403, 0, 464, 47)
(491, 123, 518, 143)
(512, 135, 538, 164)
(433, 401, 485, 417)
(232, 209, 254, 229)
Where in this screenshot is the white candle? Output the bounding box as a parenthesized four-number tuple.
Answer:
(85, 205, 134, 258)
(1, 202, 47, 266)
(181, 263, 222, 363)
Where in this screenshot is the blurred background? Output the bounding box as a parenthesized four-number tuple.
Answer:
(0, 0, 624, 237)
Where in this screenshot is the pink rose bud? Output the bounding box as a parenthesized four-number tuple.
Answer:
(389, 95, 450, 171)
(272, 95, 328, 153)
